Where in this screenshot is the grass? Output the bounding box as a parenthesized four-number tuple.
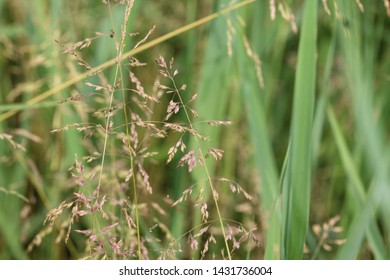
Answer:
(1, 0, 390, 260)
(280, 0, 317, 260)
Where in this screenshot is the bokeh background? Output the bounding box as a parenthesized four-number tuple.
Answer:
(1, 0, 390, 260)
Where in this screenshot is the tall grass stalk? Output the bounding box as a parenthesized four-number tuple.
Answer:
(98, 0, 143, 260)
(2, 0, 390, 260)
(166, 66, 231, 260)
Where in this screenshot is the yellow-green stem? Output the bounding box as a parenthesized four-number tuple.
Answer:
(170, 75, 232, 260)
(0, 0, 256, 122)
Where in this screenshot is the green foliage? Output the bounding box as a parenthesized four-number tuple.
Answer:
(1, 0, 390, 260)
(280, 0, 317, 260)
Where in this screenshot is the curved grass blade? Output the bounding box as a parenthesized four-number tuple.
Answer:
(327, 107, 386, 259)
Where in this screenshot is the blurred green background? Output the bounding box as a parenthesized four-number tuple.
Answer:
(1, 0, 390, 260)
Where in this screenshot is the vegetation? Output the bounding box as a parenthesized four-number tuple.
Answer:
(0, 0, 389, 260)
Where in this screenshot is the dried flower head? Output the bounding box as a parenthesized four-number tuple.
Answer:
(310, 215, 346, 259)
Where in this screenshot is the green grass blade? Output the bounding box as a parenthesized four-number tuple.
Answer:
(335, 1, 390, 259)
(0, 202, 28, 259)
(327, 107, 386, 259)
(281, 0, 317, 260)
(235, 35, 280, 259)
(187, 5, 234, 258)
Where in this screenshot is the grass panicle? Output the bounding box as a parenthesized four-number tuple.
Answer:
(1, 0, 390, 260)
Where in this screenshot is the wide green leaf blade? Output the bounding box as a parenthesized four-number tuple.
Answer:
(281, 0, 317, 260)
